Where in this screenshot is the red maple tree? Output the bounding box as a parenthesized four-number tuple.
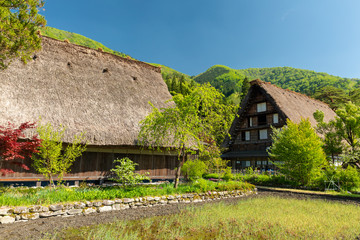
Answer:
(0, 122, 41, 175)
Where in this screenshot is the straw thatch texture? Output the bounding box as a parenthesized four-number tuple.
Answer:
(0, 37, 172, 146)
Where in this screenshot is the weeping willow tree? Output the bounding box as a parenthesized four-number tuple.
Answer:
(138, 83, 237, 188)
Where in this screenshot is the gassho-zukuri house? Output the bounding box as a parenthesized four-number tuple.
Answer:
(0, 36, 179, 183)
(222, 79, 337, 171)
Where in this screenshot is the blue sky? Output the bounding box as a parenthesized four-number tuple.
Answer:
(42, 0, 360, 78)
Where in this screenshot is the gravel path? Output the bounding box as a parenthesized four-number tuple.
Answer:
(1, 189, 359, 240)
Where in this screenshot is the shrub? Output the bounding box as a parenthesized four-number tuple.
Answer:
(222, 167, 233, 181)
(316, 166, 360, 191)
(110, 158, 150, 187)
(181, 159, 207, 182)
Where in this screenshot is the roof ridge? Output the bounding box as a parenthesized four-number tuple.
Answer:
(41, 36, 161, 73)
(250, 79, 329, 107)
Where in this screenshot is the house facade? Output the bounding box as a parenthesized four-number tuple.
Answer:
(222, 79, 336, 171)
(0, 36, 178, 183)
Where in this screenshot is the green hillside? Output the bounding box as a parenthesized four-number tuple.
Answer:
(41, 27, 131, 59)
(194, 65, 360, 99)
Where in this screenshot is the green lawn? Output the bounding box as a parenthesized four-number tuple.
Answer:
(56, 196, 360, 239)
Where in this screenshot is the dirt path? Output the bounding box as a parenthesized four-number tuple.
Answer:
(1, 189, 360, 240)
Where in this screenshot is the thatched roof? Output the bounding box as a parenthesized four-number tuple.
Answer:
(223, 79, 337, 147)
(0, 36, 172, 146)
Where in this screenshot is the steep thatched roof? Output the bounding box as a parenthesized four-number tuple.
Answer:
(251, 79, 337, 125)
(223, 79, 337, 148)
(0, 36, 172, 145)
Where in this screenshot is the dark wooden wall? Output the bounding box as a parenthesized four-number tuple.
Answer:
(0, 148, 178, 181)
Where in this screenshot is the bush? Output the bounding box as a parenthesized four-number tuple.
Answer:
(222, 167, 233, 181)
(110, 158, 150, 186)
(203, 173, 220, 179)
(315, 166, 360, 191)
(181, 159, 207, 182)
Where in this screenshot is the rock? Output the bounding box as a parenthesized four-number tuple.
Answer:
(167, 195, 175, 200)
(0, 216, 15, 224)
(193, 199, 203, 203)
(93, 201, 102, 207)
(67, 209, 83, 215)
(83, 207, 97, 215)
(146, 197, 155, 201)
(49, 204, 63, 211)
(114, 199, 122, 203)
(29, 206, 42, 213)
(85, 201, 93, 207)
(159, 200, 167, 204)
(103, 200, 115, 206)
(112, 204, 121, 211)
(154, 197, 161, 201)
(168, 200, 178, 204)
(135, 202, 143, 206)
(21, 213, 39, 220)
(0, 207, 12, 216)
(97, 206, 112, 213)
(15, 215, 21, 221)
(123, 198, 134, 204)
(63, 203, 74, 210)
(74, 202, 86, 209)
(13, 207, 28, 214)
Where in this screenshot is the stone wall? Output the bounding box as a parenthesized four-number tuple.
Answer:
(0, 189, 256, 224)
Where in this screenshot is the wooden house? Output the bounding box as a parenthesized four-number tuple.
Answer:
(222, 79, 336, 171)
(0, 36, 178, 183)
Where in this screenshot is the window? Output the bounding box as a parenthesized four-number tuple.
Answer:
(258, 114, 267, 126)
(248, 117, 253, 127)
(256, 161, 262, 166)
(257, 102, 266, 112)
(273, 113, 279, 124)
(259, 129, 268, 140)
(242, 131, 250, 141)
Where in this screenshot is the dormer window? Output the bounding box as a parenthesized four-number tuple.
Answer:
(257, 102, 266, 112)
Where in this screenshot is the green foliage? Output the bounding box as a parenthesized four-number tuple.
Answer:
(240, 66, 357, 95)
(181, 159, 207, 182)
(315, 166, 360, 191)
(110, 157, 150, 186)
(269, 119, 327, 185)
(222, 167, 233, 182)
(138, 84, 237, 187)
(312, 86, 350, 110)
(32, 122, 87, 187)
(314, 110, 344, 163)
(41, 27, 131, 59)
(0, 0, 46, 69)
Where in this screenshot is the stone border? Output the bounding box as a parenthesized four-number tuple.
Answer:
(0, 189, 256, 224)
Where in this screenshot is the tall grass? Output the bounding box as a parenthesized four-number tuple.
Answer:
(58, 196, 360, 239)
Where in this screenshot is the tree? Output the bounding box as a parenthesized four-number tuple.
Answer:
(312, 86, 350, 110)
(0, 122, 41, 175)
(110, 157, 149, 186)
(313, 110, 343, 164)
(333, 102, 360, 167)
(241, 77, 250, 98)
(32, 122, 87, 187)
(0, 0, 46, 69)
(268, 119, 327, 186)
(138, 83, 236, 188)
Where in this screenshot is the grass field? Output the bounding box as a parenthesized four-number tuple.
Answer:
(55, 196, 360, 239)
